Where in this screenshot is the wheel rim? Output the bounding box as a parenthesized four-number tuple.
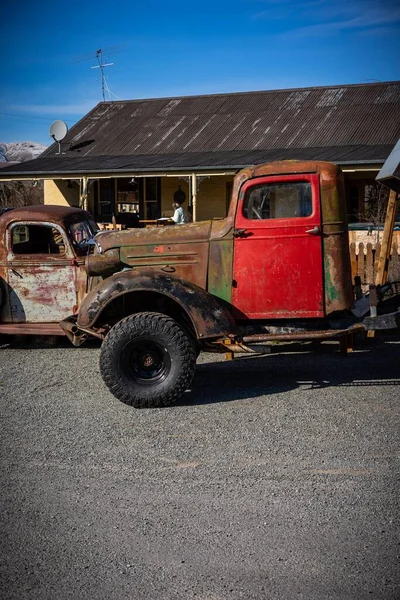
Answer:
(121, 338, 171, 386)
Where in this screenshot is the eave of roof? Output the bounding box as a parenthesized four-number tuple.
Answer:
(0, 145, 392, 179)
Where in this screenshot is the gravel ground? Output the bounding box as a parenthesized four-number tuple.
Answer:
(0, 334, 399, 600)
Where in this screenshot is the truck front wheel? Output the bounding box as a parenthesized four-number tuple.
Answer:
(99, 312, 197, 408)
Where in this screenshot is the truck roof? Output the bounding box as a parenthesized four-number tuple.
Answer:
(0, 205, 91, 228)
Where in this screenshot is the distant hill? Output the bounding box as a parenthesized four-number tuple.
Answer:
(0, 141, 47, 166)
(0, 142, 47, 206)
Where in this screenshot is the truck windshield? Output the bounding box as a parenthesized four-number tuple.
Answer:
(69, 219, 99, 255)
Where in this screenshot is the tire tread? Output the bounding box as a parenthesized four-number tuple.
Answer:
(99, 312, 196, 408)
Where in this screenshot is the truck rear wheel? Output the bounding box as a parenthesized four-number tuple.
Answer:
(99, 312, 197, 408)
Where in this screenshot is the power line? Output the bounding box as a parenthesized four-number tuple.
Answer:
(0, 112, 76, 123)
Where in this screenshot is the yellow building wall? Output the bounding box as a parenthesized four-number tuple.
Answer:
(160, 177, 190, 217)
(160, 175, 233, 221)
(44, 180, 94, 213)
(196, 176, 232, 221)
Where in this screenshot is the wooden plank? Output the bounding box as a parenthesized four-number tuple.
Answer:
(350, 242, 357, 284)
(366, 242, 373, 285)
(358, 242, 365, 283)
(376, 190, 399, 286)
(374, 242, 381, 282)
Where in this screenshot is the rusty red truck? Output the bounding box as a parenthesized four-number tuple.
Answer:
(1, 159, 399, 408)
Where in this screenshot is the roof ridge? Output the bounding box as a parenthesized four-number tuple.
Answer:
(96, 81, 400, 106)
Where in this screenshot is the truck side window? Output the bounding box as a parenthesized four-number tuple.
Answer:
(11, 224, 66, 255)
(243, 182, 312, 220)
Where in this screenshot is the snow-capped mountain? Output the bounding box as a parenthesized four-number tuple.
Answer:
(0, 141, 47, 164)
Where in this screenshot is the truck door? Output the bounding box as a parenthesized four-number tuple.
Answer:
(5, 222, 78, 323)
(232, 174, 324, 319)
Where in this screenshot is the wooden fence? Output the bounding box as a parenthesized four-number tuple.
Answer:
(350, 241, 400, 286)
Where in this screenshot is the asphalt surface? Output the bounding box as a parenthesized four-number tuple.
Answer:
(0, 334, 399, 600)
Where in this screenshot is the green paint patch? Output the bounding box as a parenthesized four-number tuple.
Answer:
(324, 255, 339, 301)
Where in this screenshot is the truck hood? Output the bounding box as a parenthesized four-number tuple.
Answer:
(95, 220, 212, 253)
(94, 221, 213, 290)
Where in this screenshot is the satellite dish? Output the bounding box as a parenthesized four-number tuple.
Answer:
(50, 120, 68, 142)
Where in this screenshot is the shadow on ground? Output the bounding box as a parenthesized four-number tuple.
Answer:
(0, 335, 101, 349)
(179, 334, 400, 406)
(1, 332, 399, 407)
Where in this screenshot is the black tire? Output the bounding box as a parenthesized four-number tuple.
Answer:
(99, 312, 197, 408)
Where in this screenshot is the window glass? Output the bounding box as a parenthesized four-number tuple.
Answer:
(11, 224, 66, 255)
(68, 220, 99, 255)
(243, 181, 312, 220)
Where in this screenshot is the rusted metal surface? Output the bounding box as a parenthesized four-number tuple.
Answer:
(0, 205, 93, 232)
(0, 323, 65, 335)
(86, 251, 122, 276)
(0, 206, 93, 326)
(318, 162, 354, 313)
(96, 220, 211, 252)
(77, 270, 236, 339)
(96, 221, 212, 289)
(59, 317, 104, 347)
(240, 324, 366, 342)
(219, 341, 272, 354)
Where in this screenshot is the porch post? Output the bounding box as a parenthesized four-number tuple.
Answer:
(191, 172, 197, 222)
(80, 176, 88, 211)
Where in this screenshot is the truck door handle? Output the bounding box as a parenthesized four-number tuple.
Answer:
(233, 228, 249, 238)
(305, 226, 320, 235)
(161, 265, 175, 273)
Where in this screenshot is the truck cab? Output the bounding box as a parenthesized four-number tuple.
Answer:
(0, 206, 97, 333)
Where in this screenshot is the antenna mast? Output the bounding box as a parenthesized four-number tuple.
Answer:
(72, 44, 125, 101)
(91, 48, 114, 101)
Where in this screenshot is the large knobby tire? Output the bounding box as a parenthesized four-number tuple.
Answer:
(99, 312, 197, 408)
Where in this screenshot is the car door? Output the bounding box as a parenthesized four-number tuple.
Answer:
(5, 221, 79, 323)
(232, 174, 324, 319)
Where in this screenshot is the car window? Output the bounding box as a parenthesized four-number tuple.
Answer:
(243, 182, 312, 220)
(11, 224, 66, 255)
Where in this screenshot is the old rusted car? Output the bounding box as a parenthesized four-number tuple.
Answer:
(1, 160, 399, 408)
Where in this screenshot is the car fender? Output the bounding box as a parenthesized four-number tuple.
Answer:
(77, 270, 236, 340)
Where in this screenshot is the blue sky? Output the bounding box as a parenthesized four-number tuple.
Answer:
(1, 0, 399, 146)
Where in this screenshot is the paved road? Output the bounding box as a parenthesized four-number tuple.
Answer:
(0, 334, 399, 600)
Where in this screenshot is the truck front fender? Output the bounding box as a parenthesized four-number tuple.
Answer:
(77, 270, 236, 340)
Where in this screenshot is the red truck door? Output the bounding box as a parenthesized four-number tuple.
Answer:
(232, 174, 324, 319)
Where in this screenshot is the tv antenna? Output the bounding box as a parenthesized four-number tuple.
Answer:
(50, 120, 68, 154)
(72, 44, 125, 102)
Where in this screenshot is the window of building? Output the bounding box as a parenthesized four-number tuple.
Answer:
(145, 177, 161, 219)
(94, 179, 115, 222)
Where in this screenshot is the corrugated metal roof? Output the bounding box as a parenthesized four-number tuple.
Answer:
(0, 145, 392, 178)
(37, 81, 400, 159)
(1, 82, 399, 178)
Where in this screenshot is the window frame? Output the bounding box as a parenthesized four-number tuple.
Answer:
(242, 178, 314, 222)
(6, 221, 73, 260)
